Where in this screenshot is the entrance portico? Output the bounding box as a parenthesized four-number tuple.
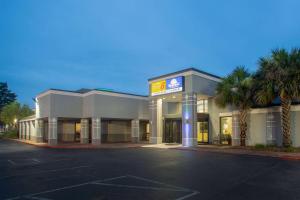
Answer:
(148, 68, 221, 147)
(149, 92, 203, 147)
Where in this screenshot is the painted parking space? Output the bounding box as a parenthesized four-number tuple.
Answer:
(1, 140, 300, 200)
(7, 175, 199, 200)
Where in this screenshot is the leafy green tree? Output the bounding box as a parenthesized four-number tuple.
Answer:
(0, 82, 17, 111)
(0, 102, 34, 128)
(255, 48, 300, 147)
(215, 66, 254, 146)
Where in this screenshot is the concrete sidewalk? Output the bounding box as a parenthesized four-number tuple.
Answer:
(13, 139, 300, 160)
(174, 145, 300, 161)
(141, 143, 300, 161)
(12, 139, 148, 149)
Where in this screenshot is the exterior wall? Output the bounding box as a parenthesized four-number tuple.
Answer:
(247, 108, 281, 146)
(91, 94, 148, 119)
(26, 69, 300, 147)
(149, 98, 163, 144)
(239, 106, 300, 147)
(38, 92, 149, 120)
(208, 98, 233, 143)
(37, 95, 51, 119)
(51, 94, 83, 118)
(182, 74, 221, 145)
(247, 113, 267, 146)
(82, 94, 95, 118)
(35, 90, 148, 144)
(291, 110, 300, 147)
(163, 102, 182, 118)
(185, 74, 219, 96)
(37, 93, 82, 119)
(272, 112, 282, 146)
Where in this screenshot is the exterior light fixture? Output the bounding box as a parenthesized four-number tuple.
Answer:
(231, 87, 238, 92)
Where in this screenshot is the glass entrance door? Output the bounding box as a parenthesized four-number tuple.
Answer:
(197, 121, 209, 143)
(164, 119, 182, 143)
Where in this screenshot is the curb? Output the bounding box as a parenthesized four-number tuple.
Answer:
(7, 139, 300, 160)
(9, 139, 144, 149)
(279, 156, 300, 161)
(173, 147, 300, 161)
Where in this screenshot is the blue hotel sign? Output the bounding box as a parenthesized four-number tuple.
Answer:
(151, 76, 184, 96)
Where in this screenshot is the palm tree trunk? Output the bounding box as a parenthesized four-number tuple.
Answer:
(239, 109, 248, 146)
(281, 97, 291, 147)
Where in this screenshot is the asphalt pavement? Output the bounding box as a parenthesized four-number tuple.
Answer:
(0, 139, 299, 200)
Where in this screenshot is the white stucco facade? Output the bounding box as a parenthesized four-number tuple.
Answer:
(19, 68, 300, 147)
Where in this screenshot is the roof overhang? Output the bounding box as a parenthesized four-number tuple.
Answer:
(148, 68, 222, 83)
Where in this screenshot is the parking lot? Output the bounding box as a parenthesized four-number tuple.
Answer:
(0, 140, 300, 200)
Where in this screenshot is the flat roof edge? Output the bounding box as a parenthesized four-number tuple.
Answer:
(148, 67, 221, 81)
(94, 89, 148, 97)
(36, 88, 148, 98)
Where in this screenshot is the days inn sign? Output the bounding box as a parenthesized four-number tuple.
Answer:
(151, 76, 184, 96)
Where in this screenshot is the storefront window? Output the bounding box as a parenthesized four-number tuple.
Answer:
(197, 99, 208, 113)
(220, 117, 232, 145)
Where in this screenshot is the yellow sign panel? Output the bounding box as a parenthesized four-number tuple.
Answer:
(151, 80, 166, 95)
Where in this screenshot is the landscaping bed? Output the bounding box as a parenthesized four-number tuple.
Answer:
(231, 144, 300, 153)
(0, 129, 18, 139)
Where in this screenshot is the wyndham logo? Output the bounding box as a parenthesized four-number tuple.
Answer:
(168, 78, 180, 89)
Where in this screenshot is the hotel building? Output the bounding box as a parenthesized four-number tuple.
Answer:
(19, 68, 300, 147)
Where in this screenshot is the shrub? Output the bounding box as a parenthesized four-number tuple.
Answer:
(283, 146, 298, 152)
(254, 144, 265, 149)
(266, 144, 276, 148)
(0, 129, 18, 139)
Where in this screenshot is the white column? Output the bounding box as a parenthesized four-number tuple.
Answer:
(131, 119, 140, 143)
(149, 98, 163, 144)
(26, 121, 30, 140)
(35, 119, 44, 143)
(182, 92, 197, 147)
(92, 118, 101, 144)
(22, 122, 26, 139)
(80, 119, 89, 144)
(19, 122, 22, 139)
(30, 120, 35, 141)
(48, 118, 58, 145)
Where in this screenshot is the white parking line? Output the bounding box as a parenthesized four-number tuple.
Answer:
(7, 160, 16, 165)
(175, 191, 200, 200)
(5, 175, 127, 200)
(95, 175, 127, 182)
(25, 196, 53, 200)
(92, 182, 189, 192)
(32, 159, 41, 163)
(0, 165, 90, 180)
(126, 174, 190, 191)
(5, 175, 200, 200)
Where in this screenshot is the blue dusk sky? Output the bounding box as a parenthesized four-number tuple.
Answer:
(1, 0, 300, 107)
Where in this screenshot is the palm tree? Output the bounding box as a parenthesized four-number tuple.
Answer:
(215, 66, 254, 146)
(255, 48, 300, 147)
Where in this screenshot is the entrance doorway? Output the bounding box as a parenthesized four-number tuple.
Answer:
(197, 121, 209, 143)
(163, 119, 182, 143)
